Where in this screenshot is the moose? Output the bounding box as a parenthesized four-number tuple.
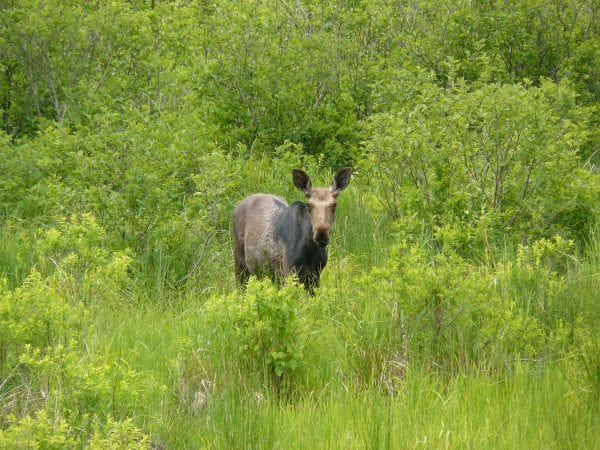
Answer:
(232, 168, 352, 291)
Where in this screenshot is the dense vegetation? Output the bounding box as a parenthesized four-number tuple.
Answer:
(1, 0, 599, 448)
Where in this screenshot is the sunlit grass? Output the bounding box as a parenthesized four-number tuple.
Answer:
(101, 307, 599, 450)
(81, 232, 600, 449)
(1, 205, 598, 449)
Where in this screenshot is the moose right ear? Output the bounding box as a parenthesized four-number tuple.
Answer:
(292, 169, 312, 197)
(332, 167, 353, 196)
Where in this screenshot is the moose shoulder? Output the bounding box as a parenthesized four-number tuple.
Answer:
(232, 168, 352, 291)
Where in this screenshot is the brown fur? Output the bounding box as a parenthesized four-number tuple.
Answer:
(232, 168, 352, 289)
(232, 193, 289, 285)
(305, 187, 337, 247)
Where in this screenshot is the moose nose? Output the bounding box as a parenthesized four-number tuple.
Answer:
(313, 230, 330, 247)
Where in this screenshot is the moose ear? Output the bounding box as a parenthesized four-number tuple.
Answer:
(332, 167, 353, 196)
(292, 169, 312, 196)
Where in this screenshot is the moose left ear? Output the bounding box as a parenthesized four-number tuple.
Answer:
(332, 167, 353, 196)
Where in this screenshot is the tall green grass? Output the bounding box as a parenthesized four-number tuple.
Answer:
(82, 234, 599, 448)
(94, 297, 600, 449)
(1, 191, 598, 449)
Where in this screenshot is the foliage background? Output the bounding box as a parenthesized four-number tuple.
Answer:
(1, 0, 599, 448)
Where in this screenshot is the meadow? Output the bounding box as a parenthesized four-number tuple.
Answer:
(1, 1, 599, 448)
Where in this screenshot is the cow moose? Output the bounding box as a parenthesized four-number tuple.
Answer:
(232, 168, 353, 291)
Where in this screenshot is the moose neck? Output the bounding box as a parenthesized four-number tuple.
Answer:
(275, 201, 324, 258)
(298, 202, 323, 253)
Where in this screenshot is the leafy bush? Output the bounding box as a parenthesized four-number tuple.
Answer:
(350, 236, 583, 376)
(35, 213, 133, 306)
(0, 410, 78, 450)
(0, 271, 84, 371)
(1, 235, 153, 447)
(0, 410, 150, 449)
(201, 279, 305, 393)
(362, 79, 599, 248)
(0, 1, 598, 447)
(0, 270, 147, 414)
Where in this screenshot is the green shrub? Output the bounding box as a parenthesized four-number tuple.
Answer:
(35, 213, 133, 306)
(0, 410, 77, 450)
(361, 80, 599, 249)
(0, 271, 84, 371)
(0, 410, 150, 450)
(201, 278, 305, 394)
(1, 247, 153, 447)
(0, 269, 147, 416)
(350, 236, 584, 376)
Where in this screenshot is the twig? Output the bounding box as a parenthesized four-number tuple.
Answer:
(178, 231, 215, 284)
